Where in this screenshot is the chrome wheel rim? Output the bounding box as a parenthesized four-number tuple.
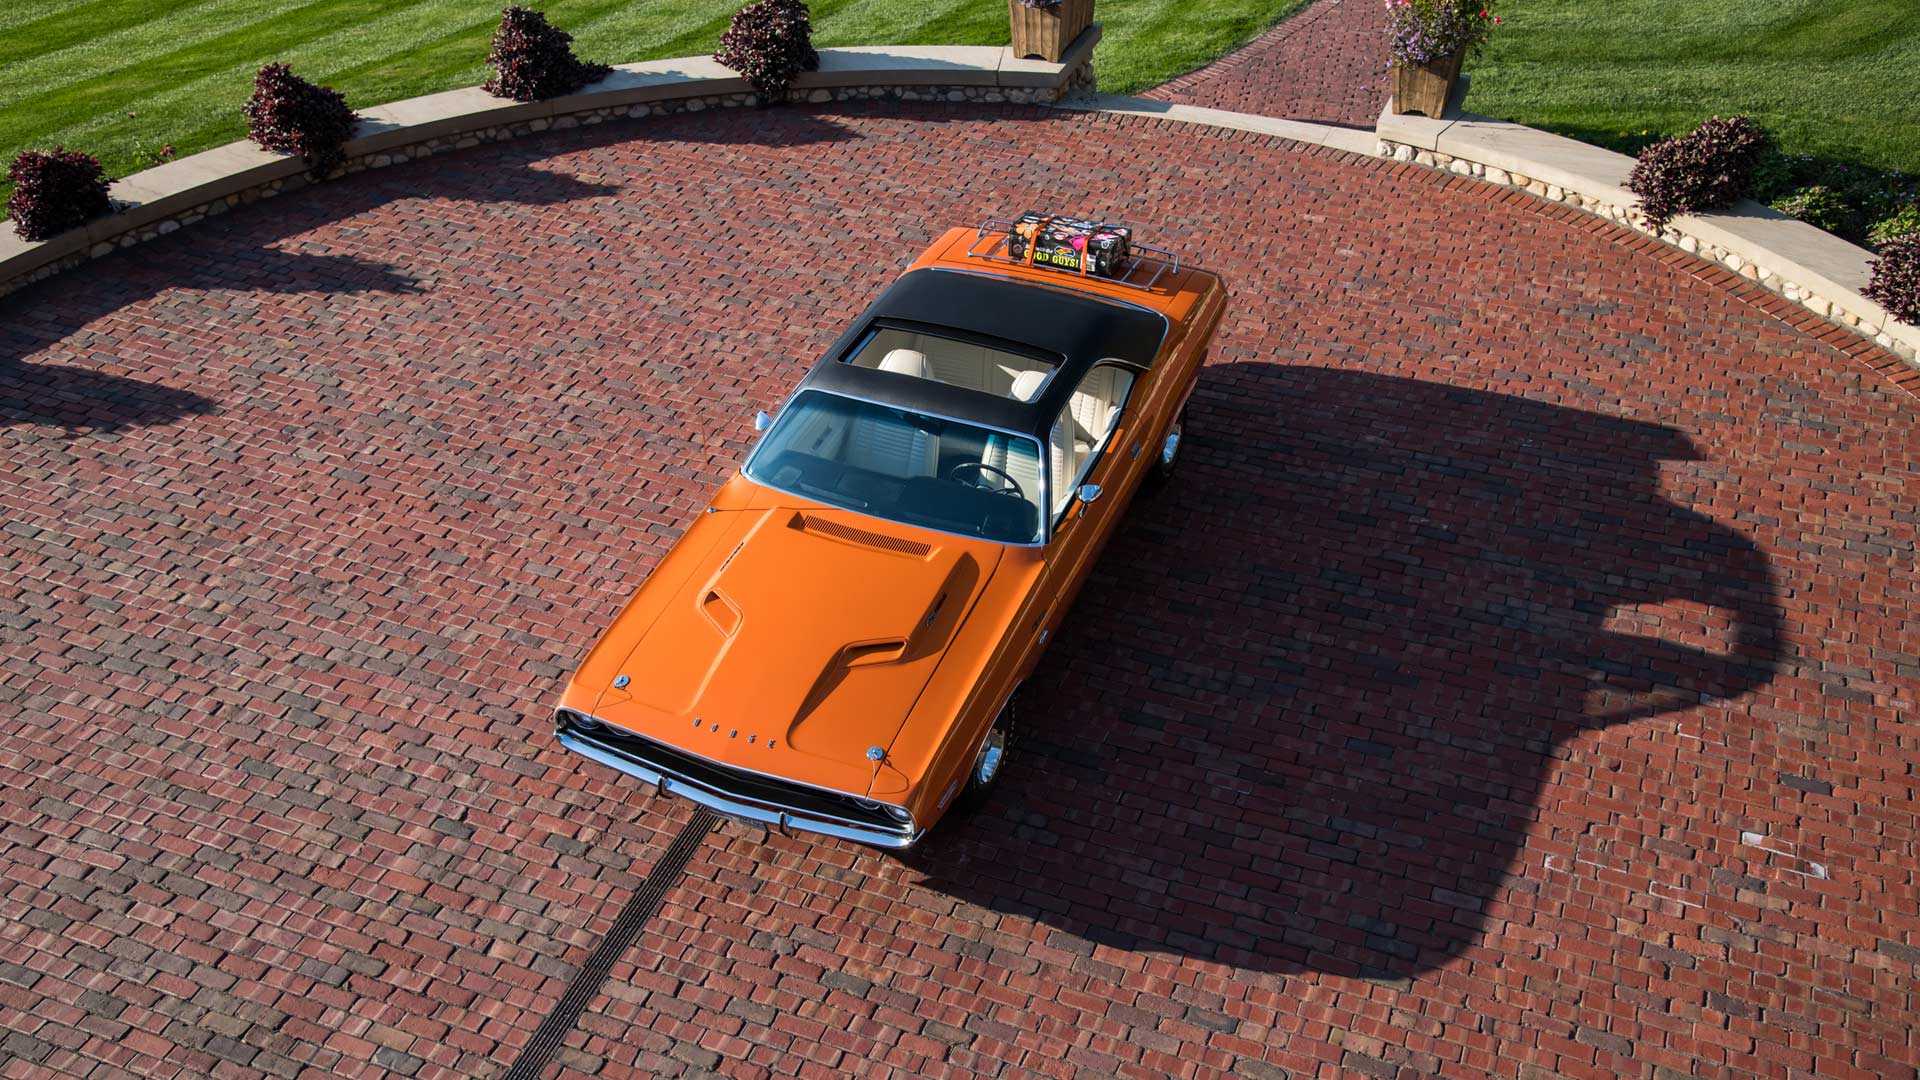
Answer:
(1160, 418, 1183, 468)
(972, 723, 1007, 787)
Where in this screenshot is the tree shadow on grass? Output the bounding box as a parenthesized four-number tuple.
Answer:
(907, 365, 1784, 980)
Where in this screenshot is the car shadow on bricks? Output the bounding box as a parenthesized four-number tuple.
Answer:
(0, 153, 622, 431)
(906, 365, 1785, 980)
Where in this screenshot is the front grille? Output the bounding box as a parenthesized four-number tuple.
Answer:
(557, 710, 908, 835)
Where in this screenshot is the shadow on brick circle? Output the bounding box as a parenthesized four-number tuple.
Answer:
(906, 364, 1785, 980)
(0, 146, 624, 432)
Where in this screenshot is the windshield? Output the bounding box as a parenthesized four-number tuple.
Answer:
(745, 391, 1044, 544)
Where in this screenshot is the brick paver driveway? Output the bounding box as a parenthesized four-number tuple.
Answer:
(1143, 0, 1384, 126)
(3, 103, 1916, 1080)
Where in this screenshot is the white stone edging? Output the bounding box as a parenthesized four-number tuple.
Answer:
(0, 34, 1100, 299)
(1377, 103, 1919, 364)
(1050, 91, 1379, 155)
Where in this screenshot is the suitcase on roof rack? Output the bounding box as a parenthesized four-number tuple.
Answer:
(1005, 213, 1132, 278)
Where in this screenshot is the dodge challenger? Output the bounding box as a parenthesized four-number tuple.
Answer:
(555, 217, 1227, 847)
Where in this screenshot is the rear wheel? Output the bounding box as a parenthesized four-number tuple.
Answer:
(1146, 405, 1187, 488)
(955, 694, 1014, 813)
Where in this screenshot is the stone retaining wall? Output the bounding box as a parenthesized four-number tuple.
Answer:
(0, 35, 1099, 300)
(1376, 101, 1919, 365)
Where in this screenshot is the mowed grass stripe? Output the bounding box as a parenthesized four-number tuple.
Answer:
(1, 0, 1314, 192)
(0, 0, 332, 111)
(0, 0, 104, 35)
(318, 0, 652, 110)
(565, 0, 747, 61)
(1469, 0, 1920, 172)
(15, 0, 482, 168)
(0, 0, 438, 144)
(0, 0, 209, 65)
(812, 0, 1003, 52)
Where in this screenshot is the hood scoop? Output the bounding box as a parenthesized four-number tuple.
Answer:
(601, 507, 999, 781)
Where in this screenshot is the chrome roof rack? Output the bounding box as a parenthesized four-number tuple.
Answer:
(965, 217, 1180, 293)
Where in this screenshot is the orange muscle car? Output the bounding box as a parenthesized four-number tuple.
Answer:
(555, 220, 1227, 847)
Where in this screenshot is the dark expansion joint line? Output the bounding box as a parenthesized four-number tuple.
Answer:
(501, 807, 720, 1080)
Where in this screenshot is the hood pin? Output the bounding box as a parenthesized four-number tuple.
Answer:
(612, 674, 630, 689)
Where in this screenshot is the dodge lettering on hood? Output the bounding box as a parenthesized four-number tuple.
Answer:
(556, 218, 1227, 847)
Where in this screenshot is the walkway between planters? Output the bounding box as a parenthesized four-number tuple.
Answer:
(1142, 0, 1384, 127)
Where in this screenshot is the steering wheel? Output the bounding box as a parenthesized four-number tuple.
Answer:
(949, 461, 1026, 501)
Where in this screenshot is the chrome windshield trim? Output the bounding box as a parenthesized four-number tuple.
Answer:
(558, 721, 924, 851)
(741, 387, 1052, 546)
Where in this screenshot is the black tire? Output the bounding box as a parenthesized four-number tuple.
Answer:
(955, 694, 1015, 814)
(1145, 405, 1187, 489)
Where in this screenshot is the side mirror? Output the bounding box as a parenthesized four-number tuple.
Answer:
(1076, 484, 1103, 504)
(752, 410, 773, 432)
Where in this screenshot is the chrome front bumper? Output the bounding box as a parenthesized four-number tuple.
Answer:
(556, 712, 924, 850)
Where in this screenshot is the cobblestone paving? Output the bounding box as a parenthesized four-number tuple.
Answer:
(1142, 0, 1385, 126)
(2, 103, 1917, 1080)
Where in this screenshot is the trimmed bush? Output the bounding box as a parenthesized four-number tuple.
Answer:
(244, 63, 359, 177)
(1770, 185, 1859, 237)
(1627, 115, 1769, 231)
(715, 0, 820, 100)
(484, 7, 611, 102)
(6, 147, 113, 242)
(1869, 204, 1920, 248)
(1864, 235, 1920, 326)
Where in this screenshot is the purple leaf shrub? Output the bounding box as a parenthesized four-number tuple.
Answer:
(243, 63, 360, 177)
(715, 0, 820, 100)
(6, 147, 113, 241)
(484, 7, 611, 102)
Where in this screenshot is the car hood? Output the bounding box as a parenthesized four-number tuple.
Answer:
(587, 506, 1003, 797)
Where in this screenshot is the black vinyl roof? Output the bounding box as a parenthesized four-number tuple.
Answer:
(793, 267, 1169, 441)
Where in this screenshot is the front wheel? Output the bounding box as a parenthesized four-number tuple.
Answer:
(955, 695, 1014, 813)
(1146, 405, 1187, 488)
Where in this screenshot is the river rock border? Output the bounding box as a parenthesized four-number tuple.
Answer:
(0, 34, 1100, 300)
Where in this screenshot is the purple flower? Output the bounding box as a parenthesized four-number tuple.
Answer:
(1386, 0, 1499, 64)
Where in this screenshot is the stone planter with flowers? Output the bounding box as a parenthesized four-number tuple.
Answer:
(1009, 0, 1094, 63)
(1387, 0, 1498, 117)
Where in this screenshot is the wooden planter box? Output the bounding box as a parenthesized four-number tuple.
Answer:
(1008, 0, 1094, 63)
(1392, 48, 1464, 118)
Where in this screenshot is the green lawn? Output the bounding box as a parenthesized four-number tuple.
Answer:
(1467, 0, 1920, 175)
(0, 0, 1305, 193)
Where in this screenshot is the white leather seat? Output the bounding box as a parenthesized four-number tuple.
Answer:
(979, 432, 1042, 507)
(1048, 366, 1134, 515)
(1010, 369, 1047, 402)
(847, 350, 939, 479)
(879, 348, 933, 379)
(1047, 411, 1078, 515)
(1068, 367, 1128, 449)
(843, 410, 938, 479)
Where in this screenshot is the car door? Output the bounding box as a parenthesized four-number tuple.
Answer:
(1019, 360, 1149, 668)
